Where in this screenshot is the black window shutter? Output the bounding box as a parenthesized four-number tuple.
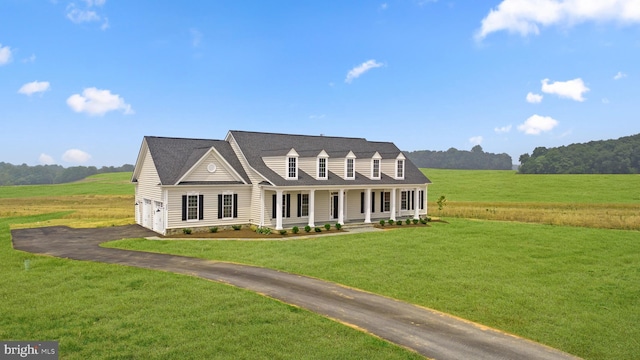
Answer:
(411, 191, 415, 210)
(420, 190, 424, 210)
(297, 194, 302, 217)
(360, 192, 364, 213)
(199, 195, 204, 220)
(217, 194, 223, 219)
(272, 194, 276, 218)
(286, 194, 291, 218)
(181, 195, 187, 221)
(233, 194, 238, 218)
(371, 192, 375, 213)
(380, 191, 384, 212)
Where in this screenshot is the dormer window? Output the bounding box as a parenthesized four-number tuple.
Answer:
(286, 148, 299, 180)
(317, 150, 328, 180)
(395, 154, 405, 180)
(371, 152, 381, 180)
(345, 151, 356, 180)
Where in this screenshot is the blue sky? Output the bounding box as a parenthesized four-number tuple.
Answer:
(1, 0, 639, 167)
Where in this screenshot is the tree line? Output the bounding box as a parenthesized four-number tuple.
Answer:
(518, 133, 640, 174)
(0, 163, 134, 185)
(406, 145, 513, 170)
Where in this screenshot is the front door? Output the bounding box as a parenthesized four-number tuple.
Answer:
(330, 192, 339, 219)
(153, 201, 164, 233)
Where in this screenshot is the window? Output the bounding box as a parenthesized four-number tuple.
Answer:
(383, 191, 390, 212)
(318, 157, 327, 179)
(287, 157, 298, 179)
(182, 194, 203, 221)
(272, 194, 291, 218)
(187, 195, 199, 220)
(222, 194, 233, 218)
(372, 159, 380, 179)
(396, 159, 404, 179)
(300, 194, 309, 216)
(400, 191, 408, 210)
(346, 158, 354, 179)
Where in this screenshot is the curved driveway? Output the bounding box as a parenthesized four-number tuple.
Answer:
(12, 225, 580, 360)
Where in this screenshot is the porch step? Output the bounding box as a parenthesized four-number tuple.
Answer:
(340, 223, 380, 233)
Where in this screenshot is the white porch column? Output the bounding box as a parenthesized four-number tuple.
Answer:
(390, 188, 397, 221)
(308, 189, 315, 228)
(338, 189, 345, 225)
(414, 188, 420, 219)
(364, 188, 372, 223)
(260, 187, 265, 227)
(275, 189, 283, 230)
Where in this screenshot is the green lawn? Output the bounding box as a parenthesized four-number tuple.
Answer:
(1, 215, 422, 360)
(0, 172, 134, 199)
(107, 221, 640, 360)
(423, 168, 640, 204)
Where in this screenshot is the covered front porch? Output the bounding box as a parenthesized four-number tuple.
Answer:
(258, 186, 426, 230)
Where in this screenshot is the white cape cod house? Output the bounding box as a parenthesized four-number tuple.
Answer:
(132, 130, 431, 235)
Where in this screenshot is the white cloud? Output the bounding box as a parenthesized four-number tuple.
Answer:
(469, 136, 483, 145)
(494, 124, 512, 133)
(0, 43, 12, 65)
(526, 92, 543, 103)
(345, 60, 383, 84)
(476, 0, 640, 40)
(39, 153, 55, 165)
(541, 78, 589, 102)
(18, 81, 51, 96)
(614, 71, 627, 80)
(602, 98, 610, 104)
(190, 28, 203, 47)
(67, 87, 134, 116)
(517, 114, 559, 135)
(62, 149, 92, 163)
(66, 1, 108, 29)
(22, 54, 36, 63)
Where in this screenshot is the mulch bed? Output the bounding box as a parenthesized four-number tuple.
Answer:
(168, 228, 345, 239)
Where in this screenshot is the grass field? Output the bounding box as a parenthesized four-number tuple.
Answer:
(2, 171, 639, 359)
(423, 169, 640, 230)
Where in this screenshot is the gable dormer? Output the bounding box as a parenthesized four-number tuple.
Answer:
(395, 153, 406, 180)
(176, 147, 248, 184)
(345, 151, 356, 180)
(371, 152, 382, 179)
(286, 148, 299, 180)
(316, 150, 329, 180)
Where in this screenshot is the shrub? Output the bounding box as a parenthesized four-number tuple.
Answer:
(379, 219, 385, 226)
(256, 227, 272, 235)
(413, 219, 419, 225)
(209, 227, 218, 233)
(304, 225, 311, 233)
(388, 219, 395, 225)
(406, 219, 411, 225)
(420, 218, 427, 225)
(292, 226, 299, 234)
(232, 224, 242, 230)
(314, 227, 322, 232)
(426, 216, 432, 222)
(279, 229, 287, 235)
(182, 228, 192, 235)
(397, 220, 403, 226)
(324, 223, 331, 231)
(335, 223, 342, 230)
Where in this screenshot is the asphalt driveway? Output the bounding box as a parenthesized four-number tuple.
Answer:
(12, 225, 581, 360)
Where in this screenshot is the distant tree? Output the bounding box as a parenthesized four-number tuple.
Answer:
(0, 162, 134, 185)
(406, 147, 512, 170)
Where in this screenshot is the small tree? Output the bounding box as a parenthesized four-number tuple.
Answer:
(437, 195, 447, 211)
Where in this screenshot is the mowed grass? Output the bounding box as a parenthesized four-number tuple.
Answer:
(3, 170, 640, 359)
(0, 215, 422, 360)
(423, 169, 640, 230)
(109, 223, 640, 360)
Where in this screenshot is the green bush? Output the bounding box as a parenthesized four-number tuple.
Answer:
(420, 218, 427, 225)
(413, 219, 419, 225)
(388, 219, 395, 225)
(406, 219, 411, 225)
(209, 227, 218, 233)
(379, 219, 385, 226)
(335, 223, 342, 230)
(397, 220, 403, 226)
(314, 227, 322, 233)
(324, 223, 331, 230)
(304, 225, 311, 233)
(292, 226, 299, 234)
(279, 229, 287, 235)
(182, 228, 192, 235)
(232, 224, 242, 230)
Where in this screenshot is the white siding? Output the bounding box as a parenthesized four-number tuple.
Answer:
(298, 157, 315, 178)
(181, 152, 240, 183)
(263, 156, 286, 178)
(380, 159, 396, 179)
(135, 150, 162, 203)
(327, 158, 344, 179)
(355, 158, 372, 179)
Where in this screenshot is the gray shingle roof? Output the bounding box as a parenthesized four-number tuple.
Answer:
(228, 130, 430, 187)
(142, 136, 249, 185)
